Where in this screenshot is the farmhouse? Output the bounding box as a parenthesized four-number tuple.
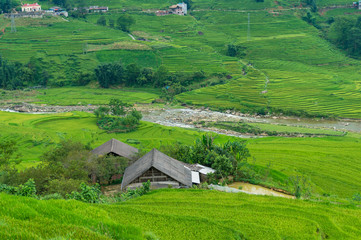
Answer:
(121, 148, 215, 190)
(22, 3, 41, 12)
(88, 6, 109, 13)
(91, 138, 139, 160)
(121, 149, 193, 190)
(169, 2, 187, 15)
(156, 2, 187, 16)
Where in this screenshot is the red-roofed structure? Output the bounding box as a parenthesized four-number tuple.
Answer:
(22, 3, 42, 12)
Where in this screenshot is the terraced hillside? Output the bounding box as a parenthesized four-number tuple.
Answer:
(1, 189, 361, 239)
(175, 11, 361, 118)
(1, 5, 361, 117)
(1, 110, 361, 197)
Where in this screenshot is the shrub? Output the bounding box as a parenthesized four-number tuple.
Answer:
(18, 178, 36, 197)
(0, 183, 18, 195)
(352, 192, 361, 202)
(67, 183, 102, 203)
(41, 193, 63, 200)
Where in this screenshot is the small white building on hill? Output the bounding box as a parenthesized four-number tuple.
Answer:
(22, 3, 42, 12)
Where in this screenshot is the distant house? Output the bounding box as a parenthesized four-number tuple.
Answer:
(156, 2, 187, 16)
(48, 6, 63, 12)
(156, 10, 170, 16)
(91, 138, 139, 160)
(169, 3, 187, 15)
(22, 3, 41, 12)
(88, 6, 109, 13)
(121, 148, 215, 190)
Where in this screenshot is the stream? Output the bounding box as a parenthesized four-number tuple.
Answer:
(228, 182, 295, 199)
(1, 106, 361, 136)
(141, 108, 361, 134)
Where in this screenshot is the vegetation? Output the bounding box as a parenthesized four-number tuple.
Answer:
(162, 134, 251, 179)
(116, 14, 136, 32)
(198, 121, 345, 137)
(1, 1, 361, 238)
(328, 16, 361, 57)
(94, 99, 143, 132)
(1, 189, 361, 239)
(1, 8, 361, 117)
(0, 110, 360, 197)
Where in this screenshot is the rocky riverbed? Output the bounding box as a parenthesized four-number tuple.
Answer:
(1, 103, 360, 135)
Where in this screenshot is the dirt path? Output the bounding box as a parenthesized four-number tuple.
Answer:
(0, 23, 10, 39)
(128, 33, 136, 40)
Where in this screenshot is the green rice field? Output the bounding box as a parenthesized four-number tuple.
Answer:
(2, 8, 361, 118)
(1, 110, 361, 198)
(1, 189, 361, 239)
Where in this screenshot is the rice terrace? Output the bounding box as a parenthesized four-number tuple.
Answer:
(1, 0, 361, 239)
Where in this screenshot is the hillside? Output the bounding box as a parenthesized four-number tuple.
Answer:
(1, 111, 361, 198)
(1, 1, 361, 239)
(1, 189, 361, 239)
(1, 3, 361, 118)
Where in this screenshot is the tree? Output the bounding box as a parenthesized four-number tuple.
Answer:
(94, 106, 110, 118)
(310, 0, 317, 12)
(183, 0, 193, 9)
(153, 66, 170, 87)
(126, 63, 141, 86)
(116, 14, 135, 32)
(97, 16, 107, 26)
(109, 98, 129, 116)
(88, 155, 129, 184)
(328, 16, 361, 56)
(226, 44, 246, 58)
(95, 62, 124, 88)
(109, 18, 115, 28)
(0, 138, 19, 169)
(0, 0, 17, 13)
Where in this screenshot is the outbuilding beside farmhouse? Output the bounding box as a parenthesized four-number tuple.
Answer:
(92, 138, 139, 160)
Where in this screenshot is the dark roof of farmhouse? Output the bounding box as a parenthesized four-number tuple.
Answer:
(121, 148, 192, 189)
(91, 138, 138, 160)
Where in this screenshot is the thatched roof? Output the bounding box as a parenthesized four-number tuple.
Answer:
(121, 149, 192, 190)
(91, 138, 138, 160)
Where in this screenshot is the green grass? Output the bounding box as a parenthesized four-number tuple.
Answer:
(2, 10, 361, 118)
(1, 110, 361, 197)
(0, 111, 233, 165)
(248, 136, 361, 197)
(1, 189, 361, 239)
(34, 87, 160, 105)
(0, 87, 160, 106)
(175, 11, 361, 118)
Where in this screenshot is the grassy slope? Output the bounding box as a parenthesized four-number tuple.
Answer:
(1, 189, 361, 239)
(0, 111, 233, 164)
(175, 11, 361, 118)
(1, 111, 361, 197)
(249, 135, 361, 197)
(35, 87, 160, 105)
(2, 9, 361, 118)
(0, 87, 160, 105)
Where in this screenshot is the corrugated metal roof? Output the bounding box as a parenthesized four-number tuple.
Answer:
(195, 164, 216, 175)
(121, 149, 192, 190)
(191, 171, 200, 184)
